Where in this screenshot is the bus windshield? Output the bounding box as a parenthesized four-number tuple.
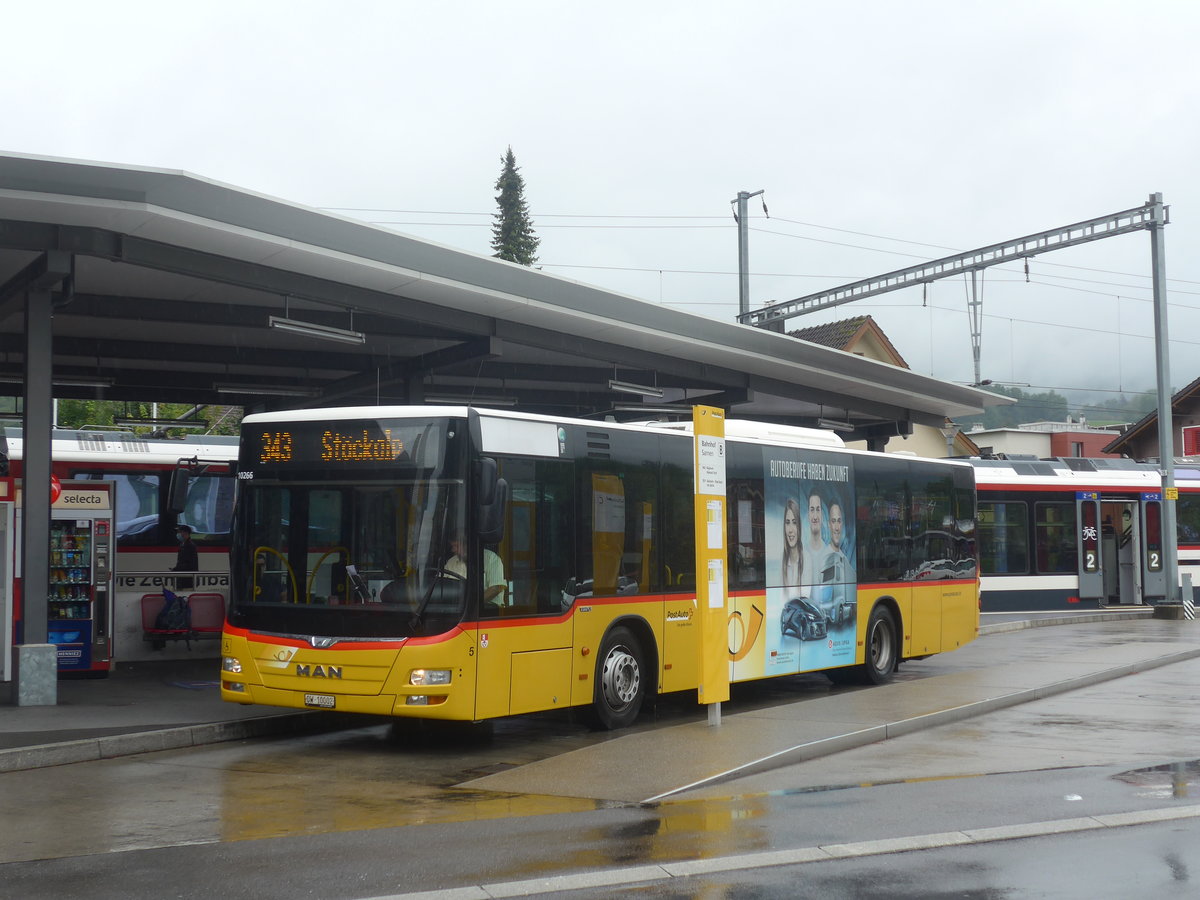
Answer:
(228, 415, 469, 639)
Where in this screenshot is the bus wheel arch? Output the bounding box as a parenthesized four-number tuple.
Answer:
(590, 619, 654, 730)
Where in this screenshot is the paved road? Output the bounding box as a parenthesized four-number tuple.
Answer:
(3, 621, 1200, 898)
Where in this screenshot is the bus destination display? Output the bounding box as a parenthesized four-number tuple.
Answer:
(244, 420, 442, 469)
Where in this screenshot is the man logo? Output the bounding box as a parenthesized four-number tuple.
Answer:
(295, 663, 343, 679)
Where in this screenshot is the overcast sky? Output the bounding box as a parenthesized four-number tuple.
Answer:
(5, 1, 1199, 413)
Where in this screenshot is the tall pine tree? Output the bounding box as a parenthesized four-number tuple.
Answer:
(490, 147, 540, 265)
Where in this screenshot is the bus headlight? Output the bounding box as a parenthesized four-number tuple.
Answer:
(222, 657, 243, 674)
(410, 668, 451, 686)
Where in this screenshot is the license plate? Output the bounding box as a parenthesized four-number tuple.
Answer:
(304, 693, 336, 709)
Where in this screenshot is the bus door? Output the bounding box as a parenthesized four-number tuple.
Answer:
(1076, 493, 1104, 602)
(1140, 493, 1166, 602)
(473, 457, 575, 721)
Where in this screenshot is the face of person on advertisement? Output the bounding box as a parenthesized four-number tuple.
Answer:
(829, 503, 844, 549)
(808, 494, 823, 540)
(784, 503, 800, 550)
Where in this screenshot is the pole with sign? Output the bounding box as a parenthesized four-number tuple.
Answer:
(693, 405, 728, 724)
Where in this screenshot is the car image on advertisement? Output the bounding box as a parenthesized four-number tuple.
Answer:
(780, 596, 829, 641)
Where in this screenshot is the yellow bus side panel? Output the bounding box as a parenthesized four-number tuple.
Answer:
(941, 581, 980, 651)
(510, 648, 574, 715)
(908, 583, 943, 656)
(222, 579, 980, 721)
(475, 616, 573, 720)
(662, 597, 699, 693)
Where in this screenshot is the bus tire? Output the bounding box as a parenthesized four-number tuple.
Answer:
(862, 604, 898, 685)
(591, 626, 645, 730)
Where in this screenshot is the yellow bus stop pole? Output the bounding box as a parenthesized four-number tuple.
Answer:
(693, 405, 729, 725)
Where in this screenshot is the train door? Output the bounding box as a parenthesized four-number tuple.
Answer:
(1139, 493, 1167, 602)
(1078, 494, 1144, 606)
(474, 456, 575, 721)
(1076, 493, 1104, 604)
(1104, 501, 1142, 605)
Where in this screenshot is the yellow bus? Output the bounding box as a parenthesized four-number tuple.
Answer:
(219, 406, 979, 729)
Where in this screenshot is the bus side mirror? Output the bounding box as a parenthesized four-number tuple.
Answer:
(167, 468, 190, 515)
(479, 478, 509, 544)
(476, 457, 498, 507)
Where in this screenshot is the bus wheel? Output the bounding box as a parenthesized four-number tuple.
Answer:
(592, 626, 645, 730)
(862, 605, 898, 685)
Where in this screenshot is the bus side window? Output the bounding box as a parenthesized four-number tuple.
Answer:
(572, 431, 663, 602)
(496, 457, 574, 615)
(727, 440, 765, 590)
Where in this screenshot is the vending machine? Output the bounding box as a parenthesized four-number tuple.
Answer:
(16, 480, 116, 674)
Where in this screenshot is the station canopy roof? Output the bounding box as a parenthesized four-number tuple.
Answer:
(0, 152, 1006, 433)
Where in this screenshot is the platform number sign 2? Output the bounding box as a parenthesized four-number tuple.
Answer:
(1079, 493, 1100, 573)
(1143, 497, 1163, 572)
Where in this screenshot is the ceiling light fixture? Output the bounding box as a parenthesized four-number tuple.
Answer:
(424, 393, 519, 407)
(607, 379, 665, 399)
(214, 382, 318, 397)
(54, 376, 115, 388)
(113, 417, 206, 429)
(0, 374, 114, 388)
(816, 417, 855, 433)
(268, 315, 365, 345)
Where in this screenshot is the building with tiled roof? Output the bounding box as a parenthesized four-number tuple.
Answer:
(790, 315, 979, 458)
(790, 315, 911, 369)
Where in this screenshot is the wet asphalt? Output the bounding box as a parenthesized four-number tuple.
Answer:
(0, 608, 1187, 803)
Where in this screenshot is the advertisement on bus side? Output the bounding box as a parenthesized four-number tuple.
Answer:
(752, 446, 858, 677)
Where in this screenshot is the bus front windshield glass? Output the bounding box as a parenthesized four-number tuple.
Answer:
(229, 417, 469, 639)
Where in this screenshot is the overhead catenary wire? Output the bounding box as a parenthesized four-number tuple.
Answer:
(322, 203, 1199, 395)
(323, 205, 1200, 286)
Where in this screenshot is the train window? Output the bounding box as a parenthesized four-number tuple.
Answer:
(75, 472, 163, 546)
(177, 472, 235, 545)
(1178, 495, 1200, 545)
(978, 501, 1029, 575)
(1035, 502, 1077, 574)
